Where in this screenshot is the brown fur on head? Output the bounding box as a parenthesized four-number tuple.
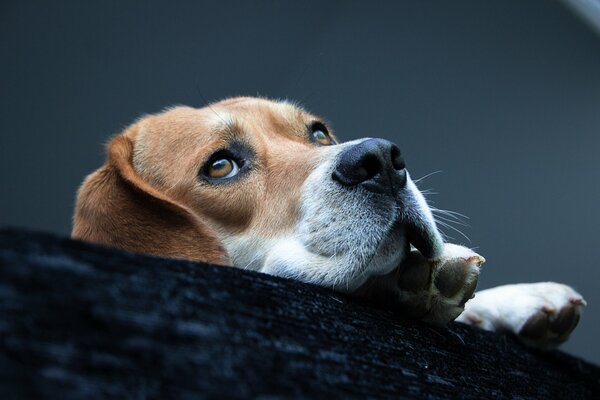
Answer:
(72, 97, 333, 265)
(72, 97, 587, 348)
(74, 96, 446, 292)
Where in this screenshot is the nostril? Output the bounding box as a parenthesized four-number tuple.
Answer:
(332, 138, 406, 191)
(390, 145, 406, 170)
(361, 154, 382, 180)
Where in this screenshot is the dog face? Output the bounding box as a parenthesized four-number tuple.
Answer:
(73, 97, 442, 292)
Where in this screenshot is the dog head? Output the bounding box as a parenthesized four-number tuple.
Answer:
(73, 97, 443, 292)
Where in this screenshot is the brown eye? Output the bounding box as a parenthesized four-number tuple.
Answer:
(206, 158, 239, 180)
(313, 130, 332, 145)
(310, 122, 335, 146)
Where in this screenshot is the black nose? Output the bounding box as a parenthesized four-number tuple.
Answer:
(332, 138, 407, 194)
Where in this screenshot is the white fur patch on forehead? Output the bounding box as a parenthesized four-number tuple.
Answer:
(210, 98, 309, 138)
(273, 99, 307, 123)
(204, 109, 235, 132)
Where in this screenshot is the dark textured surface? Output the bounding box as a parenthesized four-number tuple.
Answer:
(3, 0, 600, 366)
(0, 228, 598, 399)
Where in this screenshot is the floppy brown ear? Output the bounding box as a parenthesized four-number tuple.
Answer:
(72, 127, 230, 265)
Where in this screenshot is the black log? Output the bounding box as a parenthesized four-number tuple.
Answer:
(0, 228, 598, 399)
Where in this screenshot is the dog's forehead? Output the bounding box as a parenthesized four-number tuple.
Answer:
(209, 97, 317, 136)
(132, 98, 325, 191)
(137, 97, 320, 149)
(212, 96, 306, 117)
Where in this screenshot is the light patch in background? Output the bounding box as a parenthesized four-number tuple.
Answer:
(563, 0, 600, 34)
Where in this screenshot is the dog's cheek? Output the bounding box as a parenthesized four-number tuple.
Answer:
(190, 181, 259, 233)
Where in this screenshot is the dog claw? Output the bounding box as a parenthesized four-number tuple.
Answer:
(569, 297, 587, 306)
(468, 255, 485, 267)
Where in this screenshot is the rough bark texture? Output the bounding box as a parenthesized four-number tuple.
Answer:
(0, 228, 598, 399)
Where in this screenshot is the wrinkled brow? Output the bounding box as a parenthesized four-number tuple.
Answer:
(209, 104, 317, 141)
(277, 101, 333, 137)
(275, 101, 326, 138)
(203, 111, 248, 142)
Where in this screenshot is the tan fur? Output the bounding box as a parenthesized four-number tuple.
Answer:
(72, 97, 587, 345)
(72, 97, 335, 264)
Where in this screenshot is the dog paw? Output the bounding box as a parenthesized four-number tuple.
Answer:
(456, 282, 586, 349)
(395, 243, 485, 325)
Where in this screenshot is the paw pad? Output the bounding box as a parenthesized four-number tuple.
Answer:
(397, 253, 432, 292)
(520, 310, 551, 340)
(434, 260, 470, 298)
(458, 282, 585, 349)
(551, 304, 580, 337)
(519, 303, 581, 345)
(396, 244, 484, 325)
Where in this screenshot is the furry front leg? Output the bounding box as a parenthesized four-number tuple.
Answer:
(456, 282, 586, 349)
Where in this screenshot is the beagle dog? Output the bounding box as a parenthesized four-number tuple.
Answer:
(73, 96, 585, 349)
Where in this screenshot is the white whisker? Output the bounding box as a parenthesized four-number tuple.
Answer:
(431, 207, 470, 221)
(435, 219, 471, 243)
(414, 170, 443, 183)
(432, 214, 470, 228)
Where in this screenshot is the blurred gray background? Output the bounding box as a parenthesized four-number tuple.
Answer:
(1, 0, 599, 364)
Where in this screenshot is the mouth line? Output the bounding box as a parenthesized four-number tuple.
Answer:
(402, 217, 443, 259)
(392, 196, 444, 260)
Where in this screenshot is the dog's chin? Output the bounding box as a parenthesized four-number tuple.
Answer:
(261, 237, 372, 292)
(261, 170, 443, 291)
(261, 215, 443, 293)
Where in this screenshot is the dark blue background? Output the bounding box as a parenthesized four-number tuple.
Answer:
(1, 0, 599, 363)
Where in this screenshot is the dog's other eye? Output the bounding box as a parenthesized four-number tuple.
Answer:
(313, 130, 332, 145)
(310, 122, 336, 146)
(205, 157, 240, 180)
